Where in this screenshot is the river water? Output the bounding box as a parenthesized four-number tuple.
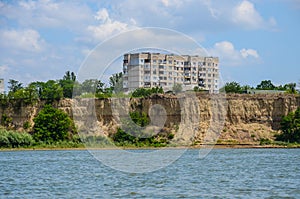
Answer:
(0, 149, 300, 198)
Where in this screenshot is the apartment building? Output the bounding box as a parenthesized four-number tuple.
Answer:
(122, 52, 219, 93)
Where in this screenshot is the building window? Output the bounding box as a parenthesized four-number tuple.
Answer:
(168, 60, 172, 64)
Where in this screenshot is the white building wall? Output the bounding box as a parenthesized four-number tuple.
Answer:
(123, 53, 219, 93)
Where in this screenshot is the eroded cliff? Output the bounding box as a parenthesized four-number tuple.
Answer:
(1, 94, 299, 145)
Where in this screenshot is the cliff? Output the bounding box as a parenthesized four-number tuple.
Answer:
(1, 94, 299, 145)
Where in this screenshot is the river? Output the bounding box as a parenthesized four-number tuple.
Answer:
(0, 149, 299, 198)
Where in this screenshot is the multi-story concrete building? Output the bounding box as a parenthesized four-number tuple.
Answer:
(123, 52, 219, 93)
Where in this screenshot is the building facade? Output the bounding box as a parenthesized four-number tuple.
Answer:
(123, 52, 219, 93)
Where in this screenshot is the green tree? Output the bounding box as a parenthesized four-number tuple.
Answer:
(8, 79, 23, 98)
(59, 71, 77, 98)
(8, 79, 23, 93)
(109, 72, 123, 93)
(284, 83, 297, 94)
(32, 105, 76, 142)
(222, 81, 242, 93)
(39, 80, 63, 102)
(276, 108, 300, 143)
(256, 80, 275, 90)
(241, 85, 252, 92)
(172, 83, 182, 93)
(81, 79, 105, 94)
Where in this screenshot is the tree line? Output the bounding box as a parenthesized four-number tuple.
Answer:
(1, 71, 124, 103)
(222, 80, 298, 94)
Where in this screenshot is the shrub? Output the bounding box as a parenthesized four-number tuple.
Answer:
(32, 105, 77, 143)
(0, 129, 34, 148)
(259, 138, 272, 145)
(131, 87, 163, 98)
(1, 113, 12, 128)
(276, 107, 300, 143)
(23, 121, 31, 130)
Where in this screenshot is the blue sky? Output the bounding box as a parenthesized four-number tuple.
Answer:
(0, 0, 299, 89)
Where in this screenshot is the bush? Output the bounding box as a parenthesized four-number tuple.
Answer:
(111, 111, 172, 147)
(259, 138, 272, 145)
(32, 105, 77, 143)
(131, 87, 163, 98)
(23, 121, 31, 130)
(276, 107, 300, 143)
(1, 113, 12, 128)
(0, 129, 34, 148)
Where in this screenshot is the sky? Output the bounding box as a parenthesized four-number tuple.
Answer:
(0, 0, 299, 89)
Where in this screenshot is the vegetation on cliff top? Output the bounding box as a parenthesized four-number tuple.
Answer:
(221, 80, 298, 94)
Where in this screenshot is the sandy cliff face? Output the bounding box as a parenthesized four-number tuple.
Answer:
(0, 94, 299, 144)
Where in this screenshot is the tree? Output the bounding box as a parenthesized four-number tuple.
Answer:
(8, 79, 23, 98)
(81, 79, 105, 94)
(32, 105, 76, 142)
(256, 80, 275, 90)
(63, 71, 76, 81)
(276, 108, 300, 143)
(241, 85, 252, 92)
(109, 72, 123, 93)
(222, 81, 242, 93)
(8, 79, 23, 93)
(284, 83, 297, 94)
(172, 83, 182, 93)
(39, 80, 63, 102)
(59, 71, 77, 98)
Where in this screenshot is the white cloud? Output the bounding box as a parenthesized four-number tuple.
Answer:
(161, 0, 169, 7)
(1, 0, 94, 31)
(0, 29, 45, 52)
(209, 41, 259, 66)
(95, 8, 110, 22)
(240, 48, 259, 58)
(232, 0, 276, 30)
(87, 8, 134, 42)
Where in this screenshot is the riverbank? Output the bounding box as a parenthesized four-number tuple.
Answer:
(1, 143, 300, 151)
